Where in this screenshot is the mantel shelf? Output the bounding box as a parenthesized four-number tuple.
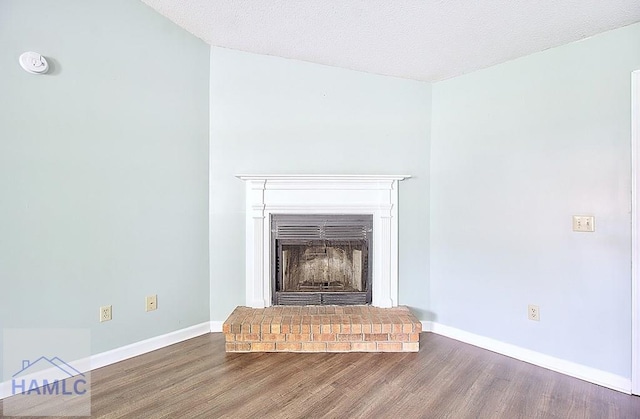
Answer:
(235, 174, 411, 181)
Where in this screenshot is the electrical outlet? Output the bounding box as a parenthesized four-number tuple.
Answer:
(572, 215, 595, 232)
(528, 304, 540, 321)
(145, 295, 157, 312)
(100, 305, 112, 322)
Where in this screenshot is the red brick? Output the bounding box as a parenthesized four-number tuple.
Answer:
(286, 333, 311, 342)
(389, 333, 411, 342)
(337, 334, 364, 342)
(327, 342, 352, 352)
(351, 342, 377, 352)
(311, 334, 337, 342)
(276, 342, 303, 352)
(403, 342, 419, 352)
(364, 333, 390, 341)
(377, 342, 403, 352)
(234, 333, 257, 341)
(222, 305, 423, 353)
(251, 342, 275, 351)
(301, 342, 327, 352)
(262, 333, 286, 341)
(235, 342, 251, 352)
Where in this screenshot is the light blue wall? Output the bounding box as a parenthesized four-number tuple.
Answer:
(0, 0, 210, 372)
(2, 0, 633, 383)
(430, 22, 640, 377)
(210, 48, 432, 320)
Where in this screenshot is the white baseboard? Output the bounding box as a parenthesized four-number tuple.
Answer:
(1, 322, 211, 400)
(424, 321, 631, 394)
(421, 320, 432, 332)
(210, 321, 223, 332)
(90, 322, 211, 371)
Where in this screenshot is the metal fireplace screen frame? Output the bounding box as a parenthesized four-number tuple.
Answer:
(271, 214, 373, 305)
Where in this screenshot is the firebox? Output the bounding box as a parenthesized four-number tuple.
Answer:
(271, 214, 373, 305)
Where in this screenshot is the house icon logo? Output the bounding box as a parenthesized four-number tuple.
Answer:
(12, 356, 88, 396)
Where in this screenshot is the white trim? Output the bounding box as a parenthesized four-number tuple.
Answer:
(210, 321, 224, 333)
(632, 69, 640, 395)
(236, 174, 410, 309)
(236, 174, 410, 182)
(421, 320, 432, 332)
(0, 322, 211, 400)
(425, 322, 631, 394)
(89, 322, 211, 371)
(208, 56, 217, 347)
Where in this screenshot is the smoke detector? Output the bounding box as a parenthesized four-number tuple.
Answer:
(19, 51, 49, 74)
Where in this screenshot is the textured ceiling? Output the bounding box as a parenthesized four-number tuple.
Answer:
(140, 0, 640, 82)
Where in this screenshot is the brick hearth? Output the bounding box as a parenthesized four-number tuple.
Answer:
(223, 305, 421, 353)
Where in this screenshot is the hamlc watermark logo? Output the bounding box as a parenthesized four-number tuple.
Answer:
(12, 356, 87, 396)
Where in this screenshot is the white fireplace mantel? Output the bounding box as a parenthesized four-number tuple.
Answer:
(236, 174, 410, 308)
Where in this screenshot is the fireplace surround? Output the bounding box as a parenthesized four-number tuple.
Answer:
(237, 174, 409, 308)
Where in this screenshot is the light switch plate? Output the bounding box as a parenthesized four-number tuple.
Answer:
(572, 215, 595, 232)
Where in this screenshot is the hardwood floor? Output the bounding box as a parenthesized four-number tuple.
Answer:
(2, 333, 639, 418)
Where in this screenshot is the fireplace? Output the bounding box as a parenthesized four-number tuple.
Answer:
(272, 214, 373, 305)
(236, 174, 409, 308)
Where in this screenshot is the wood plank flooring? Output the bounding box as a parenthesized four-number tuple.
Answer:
(2, 333, 639, 418)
